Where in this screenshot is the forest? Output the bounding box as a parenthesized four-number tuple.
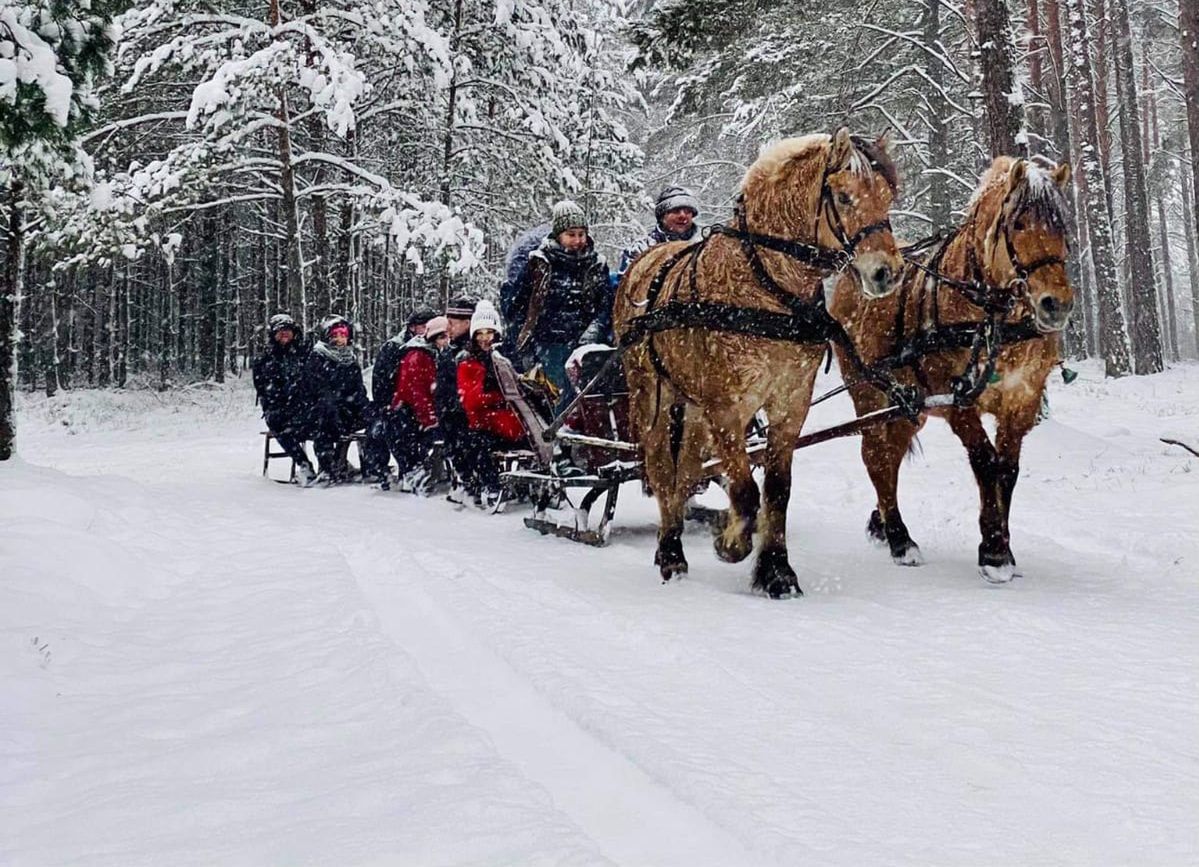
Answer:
(2, 0, 1198, 458)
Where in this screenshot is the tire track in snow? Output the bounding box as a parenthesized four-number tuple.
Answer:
(339, 536, 762, 867)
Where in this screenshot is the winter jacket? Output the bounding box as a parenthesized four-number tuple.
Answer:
(508, 237, 612, 352)
(371, 336, 407, 409)
(302, 342, 372, 434)
(252, 336, 310, 424)
(391, 337, 439, 429)
(435, 333, 470, 427)
(500, 222, 552, 333)
(457, 350, 525, 442)
(617, 223, 701, 276)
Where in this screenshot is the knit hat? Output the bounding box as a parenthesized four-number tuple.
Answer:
(470, 299, 503, 338)
(424, 316, 449, 340)
(655, 186, 699, 221)
(446, 296, 476, 319)
(551, 200, 588, 237)
(320, 314, 353, 342)
(268, 312, 300, 336)
(406, 307, 437, 329)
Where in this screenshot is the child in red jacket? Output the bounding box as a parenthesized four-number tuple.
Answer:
(456, 301, 526, 505)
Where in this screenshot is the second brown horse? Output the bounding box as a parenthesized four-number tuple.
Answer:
(830, 156, 1074, 584)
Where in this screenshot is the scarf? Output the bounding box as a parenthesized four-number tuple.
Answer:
(540, 236, 598, 276)
(314, 340, 357, 366)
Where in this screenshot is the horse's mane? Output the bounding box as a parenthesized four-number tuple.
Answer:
(744, 133, 898, 194)
(969, 155, 1072, 236)
(740, 133, 897, 236)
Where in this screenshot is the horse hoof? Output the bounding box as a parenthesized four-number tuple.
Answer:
(979, 563, 1016, 585)
(658, 561, 688, 582)
(753, 551, 803, 598)
(866, 509, 887, 545)
(714, 532, 753, 564)
(655, 538, 688, 581)
(892, 544, 924, 567)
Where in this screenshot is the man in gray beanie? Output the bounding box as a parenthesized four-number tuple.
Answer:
(617, 185, 701, 276)
(506, 199, 611, 414)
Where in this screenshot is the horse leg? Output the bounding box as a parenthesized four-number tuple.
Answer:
(860, 421, 923, 566)
(993, 408, 1038, 579)
(751, 409, 805, 598)
(639, 398, 705, 581)
(945, 409, 1011, 583)
(704, 404, 759, 566)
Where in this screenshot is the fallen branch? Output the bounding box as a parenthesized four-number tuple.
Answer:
(1160, 438, 1199, 458)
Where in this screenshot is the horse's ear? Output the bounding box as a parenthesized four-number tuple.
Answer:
(1006, 159, 1028, 192)
(829, 127, 853, 170)
(875, 129, 893, 155)
(1052, 162, 1072, 190)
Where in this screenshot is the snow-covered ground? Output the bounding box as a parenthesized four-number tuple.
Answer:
(3, 362, 1198, 865)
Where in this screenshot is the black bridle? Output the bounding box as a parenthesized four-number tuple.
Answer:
(888, 180, 1070, 407)
(711, 154, 895, 277)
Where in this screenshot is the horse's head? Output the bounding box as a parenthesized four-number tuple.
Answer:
(970, 156, 1075, 333)
(741, 127, 904, 299)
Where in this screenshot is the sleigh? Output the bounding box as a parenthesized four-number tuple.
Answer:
(495, 346, 768, 546)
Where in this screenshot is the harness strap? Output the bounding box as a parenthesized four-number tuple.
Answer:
(620, 300, 838, 348)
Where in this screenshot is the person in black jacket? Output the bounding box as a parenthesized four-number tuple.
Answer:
(303, 314, 384, 484)
(252, 313, 316, 484)
(435, 296, 476, 500)
(507, 200, 611, 414)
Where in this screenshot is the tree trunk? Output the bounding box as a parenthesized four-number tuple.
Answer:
(0, 185, 23, 460)
(1093, 0, 1115, 187)
(1182, 162, 1199, 355)
(438, 0, 465, 307)
(976, 0, 1026, 158)
(923, 0, 953, 230)
(1067, 0, 1131, 376)
(1027, 0, 1048, 151)
(1181, 0, 1199, 353)
(1046, 0, 1096, 356)
(1145, 56, 1179, 362)
(1109, 0, 1162, 373)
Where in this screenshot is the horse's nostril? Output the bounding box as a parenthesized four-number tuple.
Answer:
(872, 265, 890, 286)
(1040, 296, 1060, 315)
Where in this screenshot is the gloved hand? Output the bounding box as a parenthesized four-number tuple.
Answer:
(579, 321, 605, 346)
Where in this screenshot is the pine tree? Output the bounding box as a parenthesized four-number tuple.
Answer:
(1, 0, 120, 460)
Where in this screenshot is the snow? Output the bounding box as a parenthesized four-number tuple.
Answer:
(0, 7, 75, 126)
(4, 362, 1199, 864)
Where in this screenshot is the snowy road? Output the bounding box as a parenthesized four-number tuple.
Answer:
(4, 363, 1198, 865)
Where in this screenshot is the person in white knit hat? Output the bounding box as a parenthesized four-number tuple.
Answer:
(455, 300, 525, 507)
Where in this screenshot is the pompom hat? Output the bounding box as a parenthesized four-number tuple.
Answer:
(469, 299, 503, 338)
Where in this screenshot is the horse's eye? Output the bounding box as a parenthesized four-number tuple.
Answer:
(837, 191, 853, 207)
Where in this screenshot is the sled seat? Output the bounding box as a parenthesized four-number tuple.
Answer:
(261, 430, 368, 482)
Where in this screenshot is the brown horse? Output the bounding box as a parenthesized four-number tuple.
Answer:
(614, 129, 904, 597)
(829, 155, 1074, 583)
